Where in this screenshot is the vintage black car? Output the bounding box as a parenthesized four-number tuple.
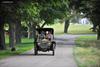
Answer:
(34, 28, 56, 55)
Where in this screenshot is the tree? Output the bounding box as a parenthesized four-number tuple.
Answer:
(20, 2, 40, 38)
(15, 20, 21, 44)
(37, 0, 69, 23)
(38, 0, 73, 33)
(64, 19, 70, 33)
(0, 1, 22, 50)
(0, 21, 6, 50)
(20, 0, 70, 38)
(68, 0, 100, 40)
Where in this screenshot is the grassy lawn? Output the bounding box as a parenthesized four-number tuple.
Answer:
(44, 23, 64, 34)
(68, 24, 95, 34)
(44, 23, 95, 34)
(74, 36, 100, 67)
(0, 37, 34, 59)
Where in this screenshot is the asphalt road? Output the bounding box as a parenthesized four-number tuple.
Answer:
(0, 34, 78, 67)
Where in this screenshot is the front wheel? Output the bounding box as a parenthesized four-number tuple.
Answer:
(52, 50, 55, 56)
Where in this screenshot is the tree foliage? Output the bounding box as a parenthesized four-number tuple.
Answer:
(68, 0, 100, 39)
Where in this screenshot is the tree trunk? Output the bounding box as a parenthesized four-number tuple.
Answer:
(64, 20, 70, 33)
(32, 24, 37, 44)
(15, 21, 21, 44)
(0, 23, 6, 50)
(27, 22, 33, 39)
(27, 24, 32, 39)
(9, 22, 16, 51)
(41, 22, 46, 28)
(32, 24, 36, 39)
(97, 25, 100, 40)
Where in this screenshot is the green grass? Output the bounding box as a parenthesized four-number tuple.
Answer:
(68, 24, 95, 34)
(44, 23, 95, 34)
(74, 36, 100, 67)
(0, 38, 34, 59)
(44, 23, 64, 34)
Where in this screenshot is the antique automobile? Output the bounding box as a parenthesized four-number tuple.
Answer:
(34, 28, 56, 55)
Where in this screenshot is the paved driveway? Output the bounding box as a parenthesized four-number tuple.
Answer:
(0, 34, 78, 67)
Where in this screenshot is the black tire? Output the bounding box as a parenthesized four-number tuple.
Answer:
(34, 48, 38, 55)
(52, 50, 55, 56)
(52, 41, 56, 49)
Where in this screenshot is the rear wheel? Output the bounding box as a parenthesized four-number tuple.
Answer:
(52, 42, 56, 56)
(52, 41, 56, 49)
(34, 49, 38, 55)
(34, 47, 38, 55)
(34, 42, 38, 55)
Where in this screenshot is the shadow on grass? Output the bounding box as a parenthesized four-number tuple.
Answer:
(21, 42, 34, 45)
(6, 42, 34, 46)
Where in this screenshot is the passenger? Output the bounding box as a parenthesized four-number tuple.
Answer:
(45, 31, 53, 41)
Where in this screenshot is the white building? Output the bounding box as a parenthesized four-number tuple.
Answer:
(79, 18, 90, 24)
